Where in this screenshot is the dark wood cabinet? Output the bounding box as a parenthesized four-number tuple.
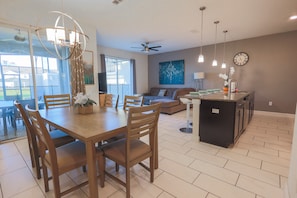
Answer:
(199, 92, 254, 148)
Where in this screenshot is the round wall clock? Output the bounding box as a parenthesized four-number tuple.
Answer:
(233, 52, 249, 66)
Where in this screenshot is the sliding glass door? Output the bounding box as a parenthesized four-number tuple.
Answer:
(105, 56, 133, 106)
(0, 23, 71, 141)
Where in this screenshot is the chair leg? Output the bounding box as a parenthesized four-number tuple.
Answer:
(126, 167, 130, 198)
(42, 163, 49, 192)
(150, 156, 154, 182)
(98, 154, 105, 188)
(52, 171, 61, 198)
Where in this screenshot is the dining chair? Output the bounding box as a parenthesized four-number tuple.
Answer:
(123, 95, 144, 111)
(44, 94, 71, 109)
(14, 101, 75, 180)
(104, 94, 119, 108)
(102, 103, 161, 198)
(25, 105, 105, 198)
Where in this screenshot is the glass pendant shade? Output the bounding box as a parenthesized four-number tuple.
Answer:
(212, 59, 218, 66)
(212, 21, 219, 67)
(198, 54, 204, 63)
(221, 62, 227, 68)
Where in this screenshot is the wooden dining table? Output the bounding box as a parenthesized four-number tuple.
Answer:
(39, 106, 159, 198)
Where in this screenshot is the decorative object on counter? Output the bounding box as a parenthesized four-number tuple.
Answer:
(74, 92, 96, 114)
(219, 66, 235, 92)
(193, 72, 205, 91)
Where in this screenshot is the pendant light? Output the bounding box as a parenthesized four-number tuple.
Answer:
(212, 21, 219, 66)
(198, 6, 206, 63)
(221, 30, 228, 68)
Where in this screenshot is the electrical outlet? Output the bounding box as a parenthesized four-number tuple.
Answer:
(269, 101, 273, 106)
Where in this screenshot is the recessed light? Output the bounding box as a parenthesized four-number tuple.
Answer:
(289, 15, 297, 20)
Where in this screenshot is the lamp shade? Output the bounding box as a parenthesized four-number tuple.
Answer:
(194, 72, 205, 79)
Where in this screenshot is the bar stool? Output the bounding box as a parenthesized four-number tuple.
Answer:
(179, 98, 192, 133)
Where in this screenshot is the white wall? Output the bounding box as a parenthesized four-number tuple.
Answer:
(96, 45, 149, 95)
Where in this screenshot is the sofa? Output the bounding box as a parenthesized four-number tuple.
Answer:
(143, 87, 195, 115)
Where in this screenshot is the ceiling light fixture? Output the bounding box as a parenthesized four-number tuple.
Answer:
(290, 15, 297, 20)
(112, 0, 123, 5)
(221, 30, 228, 69)
(198, 6, 206, 63)
(212, 21, 219, 66)
(35, 1, 88, 60)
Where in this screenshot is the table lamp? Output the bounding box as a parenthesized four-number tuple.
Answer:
(193, 72, 205, 91)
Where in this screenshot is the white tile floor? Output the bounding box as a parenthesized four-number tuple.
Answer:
(0, 110, 294, 198)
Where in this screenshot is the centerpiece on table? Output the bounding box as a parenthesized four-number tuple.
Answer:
(74, 92, 97, 114)
(219, 66, 235, 93)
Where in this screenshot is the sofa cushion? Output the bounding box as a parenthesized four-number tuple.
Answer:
(151, 99, 179, 108)
(158, 89, 167, 96)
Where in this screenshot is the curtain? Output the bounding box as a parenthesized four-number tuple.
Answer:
(100, 54, 106, 72)
(70, 45, 86, 103)
(130, 59, 136, 94)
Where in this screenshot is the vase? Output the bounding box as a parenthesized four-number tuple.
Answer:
(223, 86, 229, 93)
(78, 105, 93, 114)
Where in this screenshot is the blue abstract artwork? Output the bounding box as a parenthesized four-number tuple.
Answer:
(159, 60, 184, 84)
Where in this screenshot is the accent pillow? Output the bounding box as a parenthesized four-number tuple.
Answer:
(158, 89, 166, 96)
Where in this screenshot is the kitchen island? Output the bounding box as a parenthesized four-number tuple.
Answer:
(182, 91, 254, 148)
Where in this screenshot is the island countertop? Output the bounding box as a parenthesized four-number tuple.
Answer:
(182, 91, 252, 102)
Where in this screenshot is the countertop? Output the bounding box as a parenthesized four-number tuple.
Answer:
(182, 91, 251, 102)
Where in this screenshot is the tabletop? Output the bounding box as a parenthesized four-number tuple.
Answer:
(39, 106, 128, 142)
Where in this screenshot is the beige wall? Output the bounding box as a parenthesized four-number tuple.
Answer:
(148, 31, 297, 114)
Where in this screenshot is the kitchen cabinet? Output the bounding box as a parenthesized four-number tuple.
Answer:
(199, 92, 254, 148)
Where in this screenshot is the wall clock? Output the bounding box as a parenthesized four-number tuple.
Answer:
(233, 52, 249, 66)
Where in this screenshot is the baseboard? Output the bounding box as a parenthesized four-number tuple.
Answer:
(254, 110, 295, 119)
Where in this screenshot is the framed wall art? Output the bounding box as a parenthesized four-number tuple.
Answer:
(83, 50, 94, 84)
(159, 59, 184, 84)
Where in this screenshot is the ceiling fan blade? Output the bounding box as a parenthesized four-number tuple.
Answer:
(141, 43, 146, 47)
(150, 45, 162, 49)
(150, 48, 159, 51)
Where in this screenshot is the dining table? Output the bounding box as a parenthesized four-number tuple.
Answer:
(39, 106, 159, 198)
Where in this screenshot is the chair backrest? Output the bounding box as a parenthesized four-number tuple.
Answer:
(25, 105, 58, 169)
(126, 103, 161, 159)
(44, 94, 71, 109)
(14, 99, 36, 119)
(14, 101, 39, 166)
(123, 95, 144, 111)
(104, 94, 119, 108)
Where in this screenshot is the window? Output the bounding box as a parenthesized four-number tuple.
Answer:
(105, 56, 133, 106)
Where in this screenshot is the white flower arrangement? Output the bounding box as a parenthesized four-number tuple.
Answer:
(219, 67, 235, 87)
(74, 92, 96, 107)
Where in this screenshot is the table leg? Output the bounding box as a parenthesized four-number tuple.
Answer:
(86, 141, 99, 198)
(2, 109, 8, 136)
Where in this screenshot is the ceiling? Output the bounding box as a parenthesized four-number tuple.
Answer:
(0, 0, 297, 55)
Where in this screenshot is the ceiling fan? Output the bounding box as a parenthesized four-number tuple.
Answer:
(133, 42, 162, 53)
(0, 29, 26, 42)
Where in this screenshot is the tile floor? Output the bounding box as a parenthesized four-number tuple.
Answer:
(0, 110, 294, 198)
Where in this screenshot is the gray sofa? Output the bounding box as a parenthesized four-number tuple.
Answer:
(143, 87, 195, 115)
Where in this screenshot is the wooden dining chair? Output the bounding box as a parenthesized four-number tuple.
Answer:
(14, 101, 75, 179)
(25, 105, 105, 198)
(44, 94, 71, 109)
(102, 103, 161, 198)
(104, 94, 119, 108)
(123, 95, 144, 111)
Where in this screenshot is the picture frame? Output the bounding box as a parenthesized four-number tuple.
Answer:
(159, 59, 184, 84)
(83, 50, 94, 84)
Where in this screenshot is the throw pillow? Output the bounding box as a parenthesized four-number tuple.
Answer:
(158, 89, 166, 96)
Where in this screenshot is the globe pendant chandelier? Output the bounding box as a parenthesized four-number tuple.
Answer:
(35, 10, 88, 60)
